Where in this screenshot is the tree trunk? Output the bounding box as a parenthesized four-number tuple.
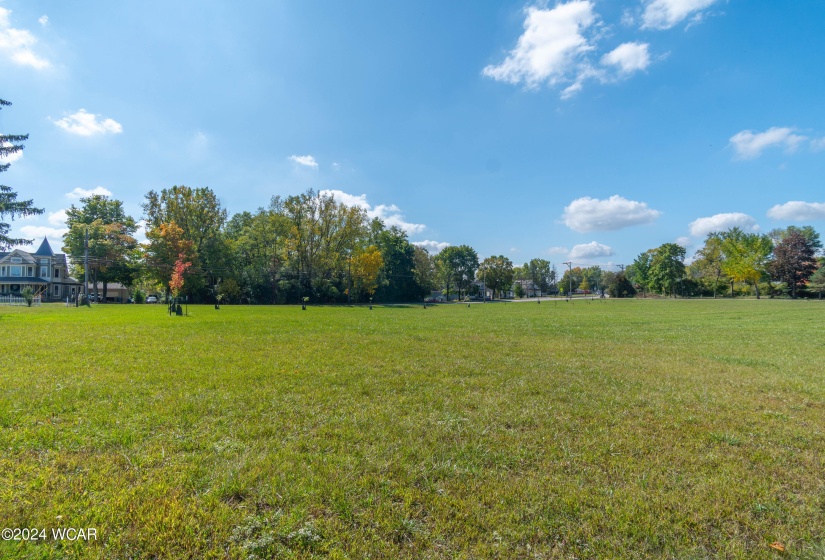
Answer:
(754, 281, 760, 299)
(730, 280, 734, 298)
(103, 281, 108, 303)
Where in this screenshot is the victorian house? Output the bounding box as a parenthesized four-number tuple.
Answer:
(0, 237, 82, 302)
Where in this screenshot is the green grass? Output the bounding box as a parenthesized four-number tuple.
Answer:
(1, 299, 824, 559)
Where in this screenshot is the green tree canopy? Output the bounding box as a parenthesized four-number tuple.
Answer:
(649, 243, 686, 297)
(628, 252, 652, 297)
(435, 245, 478, 300)
(720, 228, 773, 298)
(63, 195, 140, 301)
(478, 255, 514, 299)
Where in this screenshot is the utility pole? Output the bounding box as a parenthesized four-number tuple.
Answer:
(84, 226, 90, 306)
(563, 261, 572, 300)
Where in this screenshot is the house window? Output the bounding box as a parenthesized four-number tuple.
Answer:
(54, 285, 60, 295)
(54, 268, 60, 278)
(10, 266, 22, 277)
(1, 266, 5, 275)
(40, 266, 48, 278)
(11, 257, 22, 263)
(11, 284, 20, 292)
(28, 266, 33, 276)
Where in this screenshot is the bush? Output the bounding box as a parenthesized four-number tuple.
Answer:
(21, 286, 34, 307)
(132, 289, 146, 304)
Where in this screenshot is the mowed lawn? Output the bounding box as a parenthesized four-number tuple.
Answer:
(1, 300, 823, 559)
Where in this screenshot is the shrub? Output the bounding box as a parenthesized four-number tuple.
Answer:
(132, 289, 146, 304)
(21, 286, 34, 307)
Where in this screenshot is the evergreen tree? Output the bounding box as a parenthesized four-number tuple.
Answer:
(0, 99, 44, 249)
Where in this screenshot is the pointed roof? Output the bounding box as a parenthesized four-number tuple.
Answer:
(34, 237, 54, 256)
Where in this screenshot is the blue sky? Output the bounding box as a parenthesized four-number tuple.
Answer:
(2, 0, 824, 268)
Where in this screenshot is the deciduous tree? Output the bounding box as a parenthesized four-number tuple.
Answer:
(770, 230, 817, 298)
(478, 255, 514, 299)
(649, 243, 686, 297)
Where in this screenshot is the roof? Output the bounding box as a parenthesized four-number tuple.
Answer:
(34, 237, 55, 256)
(0, 278, 48, 284)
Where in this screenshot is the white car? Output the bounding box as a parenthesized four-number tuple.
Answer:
(145, 296, 158, 304)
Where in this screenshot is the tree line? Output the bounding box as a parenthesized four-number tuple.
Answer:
(58, 185, 825, 304)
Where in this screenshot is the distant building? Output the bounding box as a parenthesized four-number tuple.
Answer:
(0, 237, 82, 301)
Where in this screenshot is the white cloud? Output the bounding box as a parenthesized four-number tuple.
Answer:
(482, 2, 599, 92)
(320, 189, 426, 236)
(729, 127, 807, 160)
(289, 154, 318, 168)
(562, 195, 661, 232)
(47, 209, 67, 226)
(600, 42, 650, 74)
(811, 137, 825, 152)
(53, 109, 123, 136)
(547, 246, 569, 255)
(372, 204, 426, 234)
(65, 186, 113, 199)
(766, 201, 825, 222)
(641, 0, 718, 30)
(38, 15, 48, 27)
(675, 236, 692, 248)
(19, 225, 68, 245)
(0, 7, 50, 70)
(569, 241, 614, 259)
(412, 240, 450, 254)
(688, 213, 760, 237)
(0, 140, 23, 163)
(134, 220, 148, 245)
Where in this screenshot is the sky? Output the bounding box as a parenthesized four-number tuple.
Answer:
(1, 0, 824, 269)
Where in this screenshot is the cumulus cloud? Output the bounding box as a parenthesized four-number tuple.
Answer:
(0, 141, 23, 163)
(19, 225, 68, 246)
(53, 109, 123, 136)
(600, 42, 650, 74)
(0, 7, 50, 69)
(675, 236, 692, 248)
(412, 240, 450, 254)
(729, 127, 807, 160)
(641, 0, 718, 30)
(38, 15, 49, 27)
(289, 154, 318, 168)
(562, 195, 661, 232)
(482, 2, 600, 92)
(767, 201, 825, 222)
(688, 213, 760, 238)
(65, 186, 113, 199)
(483, 2, 662, 98)
(47, 209, 67, 226)
(569, 241, 614, 259)
(320, 189, 426, 236)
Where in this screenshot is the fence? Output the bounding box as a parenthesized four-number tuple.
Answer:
(0, 295, 42, 306)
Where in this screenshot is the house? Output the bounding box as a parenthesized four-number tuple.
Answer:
(89, 282, 131, 303)
(0, 237, 82, 302)
(513, 279, 541, 298)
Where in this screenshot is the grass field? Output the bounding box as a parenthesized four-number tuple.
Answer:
(1, 299, 824, 559)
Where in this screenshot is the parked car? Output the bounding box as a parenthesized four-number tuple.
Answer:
(146, 295, 158, 304)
